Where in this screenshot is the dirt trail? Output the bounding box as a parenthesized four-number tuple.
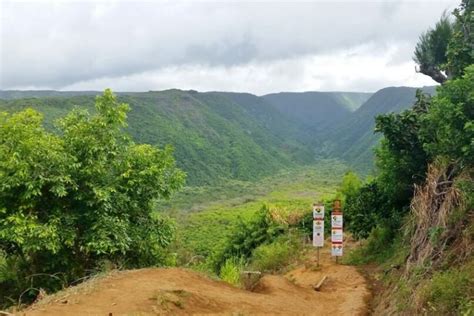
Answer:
(22, 243, 370, 315)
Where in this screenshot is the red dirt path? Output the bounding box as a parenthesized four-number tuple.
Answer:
(22, 244, 370, 315)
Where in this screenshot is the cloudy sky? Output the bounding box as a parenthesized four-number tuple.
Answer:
(0, 0, 459, 94)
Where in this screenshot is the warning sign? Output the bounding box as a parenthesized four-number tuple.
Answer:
(331, 212, 343, 228)
(312, 203, 325, 248)
(313, 220, 324, 247)
(331, 243, 343, 256)
(331, 228, 343, 243)
(331, 200, 344, 258)
(313, 204, 324, 220)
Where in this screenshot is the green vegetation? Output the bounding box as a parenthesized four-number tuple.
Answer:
(323, 86, 436, 173)
(210, 207, 309, 287)
(345, 226, 404, 265)
(167, 162, 348, 262)
(0, 82, 354, 307)
(0, 90, 312, 186)
(0, 1, 471, 312)
(414, 0, 473, 83)
(219, 257, 245, 286)
(0, 90, 184, 307)
(262, 91, 371, 129)
(342, 2, 473, 314)
(209, 205, 285, 273)
(345, 66, 474, 242)
(250, 235, 301, 273)
(156, 161, 348, 289)
(420, 263, 474, 314)
(1, 87, 422, 179)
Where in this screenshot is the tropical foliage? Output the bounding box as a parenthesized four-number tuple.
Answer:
(0, 89, 185, 306)
(343, 2, 473, 313)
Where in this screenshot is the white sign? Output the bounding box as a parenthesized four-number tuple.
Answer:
(331, 243, 343, 256)
(313, 205, 325, 220)
(331, 228, 343, 243)
(313, 220, 324, 247)
(331, 212, 343, 228)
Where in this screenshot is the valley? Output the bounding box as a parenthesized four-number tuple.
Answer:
(1, 1, 473, 314)
(0, 86, 431, 185)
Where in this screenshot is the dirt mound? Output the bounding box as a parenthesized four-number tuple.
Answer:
(23, 245, 370, 315)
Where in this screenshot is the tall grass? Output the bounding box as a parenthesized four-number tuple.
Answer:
(219, 257, 245, 286)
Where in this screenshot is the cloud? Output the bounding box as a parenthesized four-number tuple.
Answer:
(0, 0, 459, 92)
(62, 43, 437, 95)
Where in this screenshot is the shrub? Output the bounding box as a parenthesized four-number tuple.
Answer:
(344, 181, 383, 239)
(250, 232, 303, 273)
(420, 265, 473, 315)
(210, 204, 285, 273)
(251, 241, 292, 273)
(346, 225, 399, 265)
(0, 90, 185, 307)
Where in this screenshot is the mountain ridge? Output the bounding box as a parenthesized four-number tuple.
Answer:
(0, 86, 436, 183)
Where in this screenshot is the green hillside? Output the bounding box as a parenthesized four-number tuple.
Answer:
(331, 92, 373, 111)
(0, 90, 100, 99)
(323, 86, 437, 172)
(0, 90, 315, 185)
(262, 91, 372, 130)
(0, 87, 434, 183)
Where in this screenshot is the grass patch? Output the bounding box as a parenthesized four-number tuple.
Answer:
(345, 226, 405, 266)
(250, 234, 303, 273)
(219, 258, 245, 286)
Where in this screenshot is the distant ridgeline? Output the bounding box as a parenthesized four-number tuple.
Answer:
(0, 86, 435, 185)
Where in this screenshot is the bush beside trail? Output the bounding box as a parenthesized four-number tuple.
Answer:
(0, 90, 185, 308)
(341, 2, 473, 314)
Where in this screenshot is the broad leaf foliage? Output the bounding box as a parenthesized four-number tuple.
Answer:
(0, 89, 185, 304)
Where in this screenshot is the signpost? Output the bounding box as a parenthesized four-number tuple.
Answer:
(312, 203, 325, 266)
(331, 200, 343, 262)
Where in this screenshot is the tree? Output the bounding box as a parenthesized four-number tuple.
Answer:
(338, 171, 362, 201)
(0, 89, 185, 305)
(374, 90, 432, 209)
(421, 65, 474, 167)
(344, 181, 384, 239)
(414, 1, 473, 83)
(414, 14, 453, 83)
(446, 0, 474, 79)
(344, 0, 473, 248)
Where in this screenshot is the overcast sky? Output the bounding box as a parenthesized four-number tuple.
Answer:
(0, 0, 459, 94)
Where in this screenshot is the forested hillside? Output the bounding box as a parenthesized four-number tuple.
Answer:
(0, 90, 99, 99)
(0, 90, 315, 185)
(322, 86, 436, 172)
(0, 87, 436, 183)
(262, 91, 371, 130)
